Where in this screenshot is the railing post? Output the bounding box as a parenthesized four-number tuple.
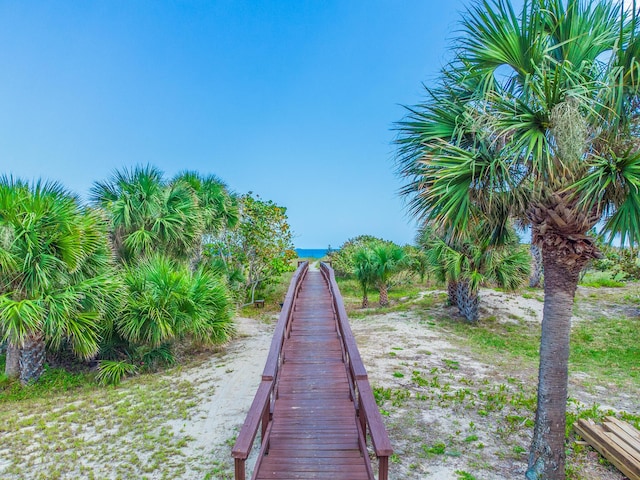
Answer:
(379, 456, 389, 480)
(234, 458, 245, 480)
(262, 395, 271, 452)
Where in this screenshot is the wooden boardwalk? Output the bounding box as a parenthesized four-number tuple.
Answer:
(232, 262, 392, 480)
(258, 270, 369, 479)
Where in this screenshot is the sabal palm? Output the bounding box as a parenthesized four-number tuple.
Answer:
(91, 165, 202, 264)
(352, 247, 376, 308)
(173, 171, 239, 269)
(174, 171, 239, 234)
(370, 244, 405, 307)
(417, 224, 459, 306)
(116, 255, 234, 348)
(423, 222, 529, 322)
(396, 1, 640, 478)
(0, 178, 120, 384)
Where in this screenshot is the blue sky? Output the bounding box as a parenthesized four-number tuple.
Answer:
(1, 1, 475, 249)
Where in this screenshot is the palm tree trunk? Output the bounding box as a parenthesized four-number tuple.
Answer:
(5, 343, 20, 378)
(379, 283, 389, 307)
(527, 247, 584, 480)
(189, 240, 204, 272)
(455, 280, 479, 323)
(19, 333, 46, 385)
(361, 295, 369, 308)
(529, 243, 543, 288)
(447, 280, 458, 306)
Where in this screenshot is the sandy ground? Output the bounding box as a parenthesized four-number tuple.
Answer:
(167, 315, 274, 478)
(166, 286, 635, 479)
(3, 279, 634, 479)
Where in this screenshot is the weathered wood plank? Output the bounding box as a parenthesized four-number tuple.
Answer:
(574, 418, 640, 480)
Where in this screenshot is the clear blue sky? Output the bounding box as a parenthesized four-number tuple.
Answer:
(1, 0, 476, 249)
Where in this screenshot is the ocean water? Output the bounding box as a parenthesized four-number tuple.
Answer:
(295, 248, 329, 259)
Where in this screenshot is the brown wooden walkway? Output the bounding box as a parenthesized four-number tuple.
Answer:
(232, 262, 392, 480)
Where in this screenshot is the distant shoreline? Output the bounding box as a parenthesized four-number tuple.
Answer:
(295, 248, 329, 259)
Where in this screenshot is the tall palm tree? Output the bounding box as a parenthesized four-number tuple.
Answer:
(0, 177, 120, 384)
(396, 1, 640, 478)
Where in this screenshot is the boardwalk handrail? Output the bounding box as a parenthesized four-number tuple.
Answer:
(320, 262, 393, 480)
(231, 261, 309, 480)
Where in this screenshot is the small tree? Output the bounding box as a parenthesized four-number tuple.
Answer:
(207, 193, 296, 305)
(370, 245, 406, 307)
(423, 221, 529, 323)
(352, 247, 376, 308)
(328, 235, 391, 277)
(405, 245, 430, 284)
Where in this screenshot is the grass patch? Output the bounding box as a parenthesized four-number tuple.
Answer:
(579, 271, 625, 288)
(335, 276, 430, 314)
(0, 356, 96, 403)
(570, 316, 640, 385)
(0, 366, 202, 479)
(435, 316, 540, 365)
(426, 310, 638, 388)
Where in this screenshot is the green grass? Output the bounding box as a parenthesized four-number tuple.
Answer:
(570, 316, 640, 384)
(417, 296, 639, 388)
(579, 271, 625, 288)
(335, 276, 429, 314)
(0, 361, 204, 479)
(436, 316, 541, 365)
(0, 355, 97, 403)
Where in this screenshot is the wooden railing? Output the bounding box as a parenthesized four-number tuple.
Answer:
(320, 262, 393, 480)
(231, 261, 309, 480)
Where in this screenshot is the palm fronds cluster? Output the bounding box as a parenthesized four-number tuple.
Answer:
(0, 165, 294, 385)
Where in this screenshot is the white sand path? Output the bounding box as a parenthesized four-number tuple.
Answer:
(169, 316, 274, 476)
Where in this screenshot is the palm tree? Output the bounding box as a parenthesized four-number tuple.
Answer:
(352, 247, 376, 308)
(115, 255, 234, 349)
(0, 177, 120, 384)
(529, 243, 544, 288)
(91, 165, 202, 264)
(172, 171, 239, 270)
(405, 245, 430, 284)
(417, 225, 459, 306)
(370, 244, 406, 307)
(396, 1, 640, 477)
(424, 222, 529, 322)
